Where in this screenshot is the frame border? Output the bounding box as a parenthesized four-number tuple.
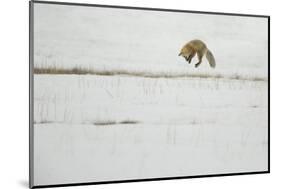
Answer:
(29, 0, 270, 188)
(29, 1, 34, 188)
(32, 0, 270, 18)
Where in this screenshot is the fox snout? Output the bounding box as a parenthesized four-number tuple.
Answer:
(178, 52, 182, 56)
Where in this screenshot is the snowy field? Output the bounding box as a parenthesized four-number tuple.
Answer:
(33, 75, 268, 185)
(32, 2, 268, 186)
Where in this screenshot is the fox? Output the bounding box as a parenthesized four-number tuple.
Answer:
(178, 39, 216, 68)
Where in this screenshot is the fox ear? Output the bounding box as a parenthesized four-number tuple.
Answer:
(178, 52, 182, 56)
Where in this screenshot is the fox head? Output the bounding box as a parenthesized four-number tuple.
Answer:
(178, 51, 189, 61)
(178, 45, 192, 58)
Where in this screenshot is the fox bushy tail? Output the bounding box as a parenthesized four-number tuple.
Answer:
(206, 49, 216, 68)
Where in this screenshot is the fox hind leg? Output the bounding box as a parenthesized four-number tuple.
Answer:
(195, 52, 203, 68)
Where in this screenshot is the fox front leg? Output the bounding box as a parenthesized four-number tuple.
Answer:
(185, 50, 196, 64)
(188, 53, 195, 63)
(184, 56, 192, 63)
(184, 55, 191, 63)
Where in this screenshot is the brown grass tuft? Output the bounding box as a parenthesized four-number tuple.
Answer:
(93, 120, 140, 126)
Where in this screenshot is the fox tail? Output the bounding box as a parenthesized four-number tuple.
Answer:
(206, 49, 216, 68)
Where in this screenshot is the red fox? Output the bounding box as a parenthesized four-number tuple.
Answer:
(178, 39, 216, 68)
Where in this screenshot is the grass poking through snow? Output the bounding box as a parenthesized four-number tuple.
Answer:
(33, 67, 267, 82)
(92, 120, 140, 126)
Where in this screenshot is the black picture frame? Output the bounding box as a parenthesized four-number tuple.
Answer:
(29, 1, 270, 188)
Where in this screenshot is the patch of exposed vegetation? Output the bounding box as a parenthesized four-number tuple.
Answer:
(93, 120, 140, 126)
(34, 67, 268, 82)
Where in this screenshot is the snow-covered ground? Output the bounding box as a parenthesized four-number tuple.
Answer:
(33, 75, 268, 185)
(32, 2, 268, 186)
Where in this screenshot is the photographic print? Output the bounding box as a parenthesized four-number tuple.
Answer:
(30, 1, 269, 188)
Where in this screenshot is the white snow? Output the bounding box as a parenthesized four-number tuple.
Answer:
(32, 3, 268, 186)
(33, 75, 268, 185)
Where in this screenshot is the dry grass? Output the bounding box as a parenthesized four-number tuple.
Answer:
(34, 120, 55, 124)
(93, 120, 140, 126)
(34, 119, 140, 125)
(92, 121, 117, 126)
(119, 120, 139, 124)
(33, 67, 267, 82)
